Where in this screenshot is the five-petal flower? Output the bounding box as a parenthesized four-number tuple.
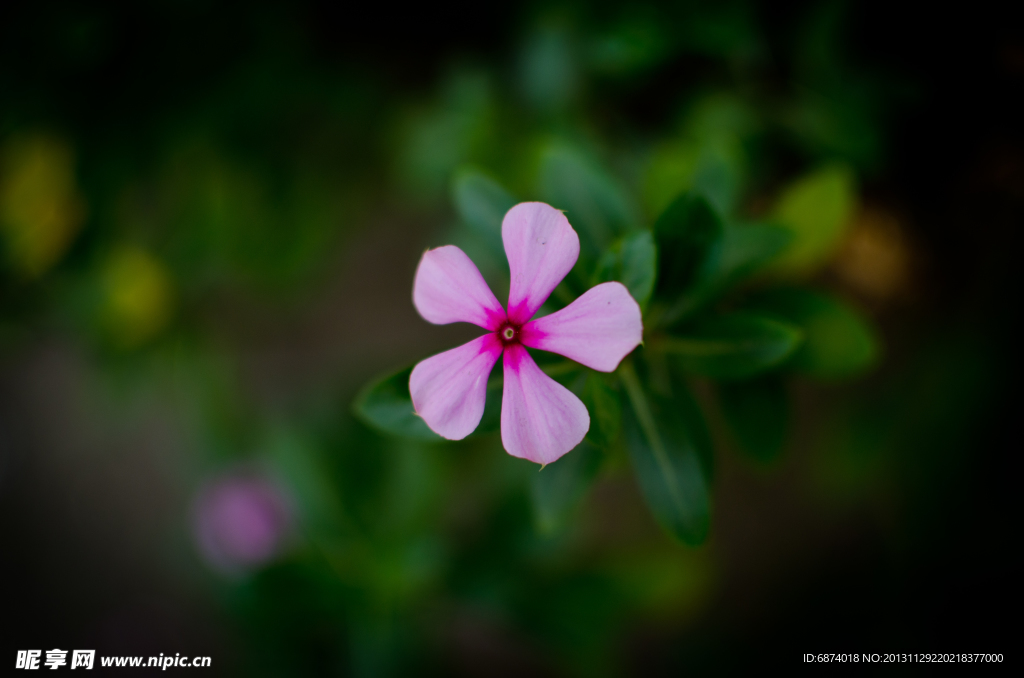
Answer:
(410, 202, 643, 465)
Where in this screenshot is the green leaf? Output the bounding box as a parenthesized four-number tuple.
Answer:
(749, 288, 879, 380)
(768, 164, 856, 275)
(538, 143, 637, 254)
(620, 360, 711, 545)
(531, 439, 603, 534)
(702, 223, 794, 289)
(659, 222, 791, 326)
(652, 191, 722, 301)
(451, 167, 517, 262)
(580, 372, 622, 449)
(718, 376, 789, 464)
(664, 312, 803, 380)
(353, 366, 441, 441)
(593, 230, 657, 310)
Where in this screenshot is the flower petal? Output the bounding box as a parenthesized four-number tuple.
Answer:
(503, 202, 580, 325)
(521, 282, 643, 372)
(413, 246, 506, 330)
(410, 334, 503, 440)
(501, 343, 589, 465)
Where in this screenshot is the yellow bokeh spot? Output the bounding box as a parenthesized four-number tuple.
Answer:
(0, 134, 86, 277)
(101, 246, 174, 348)
(833, 206, 910, 300)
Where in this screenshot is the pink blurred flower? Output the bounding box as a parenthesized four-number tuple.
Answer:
(411, 202, 643, 465)
(192, 474, 293, 574)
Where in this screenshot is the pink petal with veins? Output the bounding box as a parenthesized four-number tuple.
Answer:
(521, 281, 643, 372)
(502, 203, 580, 325)
(411, 334, 503, 440)
(500, 343, 589, 465)
(413, 246, 506, 330)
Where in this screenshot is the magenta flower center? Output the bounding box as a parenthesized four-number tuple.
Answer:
(498, 322, 521, 346)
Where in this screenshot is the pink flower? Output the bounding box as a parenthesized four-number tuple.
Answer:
(192, 473, 293, 575)
(410, 202, 643, 465)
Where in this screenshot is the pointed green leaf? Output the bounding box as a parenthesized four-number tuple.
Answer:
(663, 222, 791, 325)
(620, 361, 711, 545)
(718, 376, 790, 464)
(652, 192, 722, 301)
(593, 230, 657, 309)
(353, 366, 441, 441)
(749, 288, 879, 379)
(658, 221, 791, 326)
(531, 439, 603, 534)
(664, 312, 803, 380)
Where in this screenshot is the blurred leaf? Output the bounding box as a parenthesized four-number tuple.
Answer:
(0, 133, 85, 277)
(538, 143, 637, 255)
(620, 360, 711, 545)
(697, 222, 792, 294)
(678, 3, 760, 59)
(531, 439, 602, 534)
(665, 312, 803, 380)
(750, 288, 879, 379)
(160, 147, 340, 288)
(684, 92, 757, 142)
(684, 96, 754, 215)
(787, 2, 882, 168)
(605, 551, 715, 625)
(451, 167, 516, 264)
(664, 222, 791, 324)
(718, 376, 789, 463)
(645, 95, 754, 217)
(580, 372, 621, 449)
(786, 92, 881, 172)
(353, 366, 441, 441)
(690, 142, 744, 217)
(644, 140, 701, 218)
(769, 164, 856, 275)
(652, 192, 722, 301)
(519, 25, 579, 112)
(401, 70, 493, 196)
(593, 230, 657, 310)
(587, 19, 669, 76)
